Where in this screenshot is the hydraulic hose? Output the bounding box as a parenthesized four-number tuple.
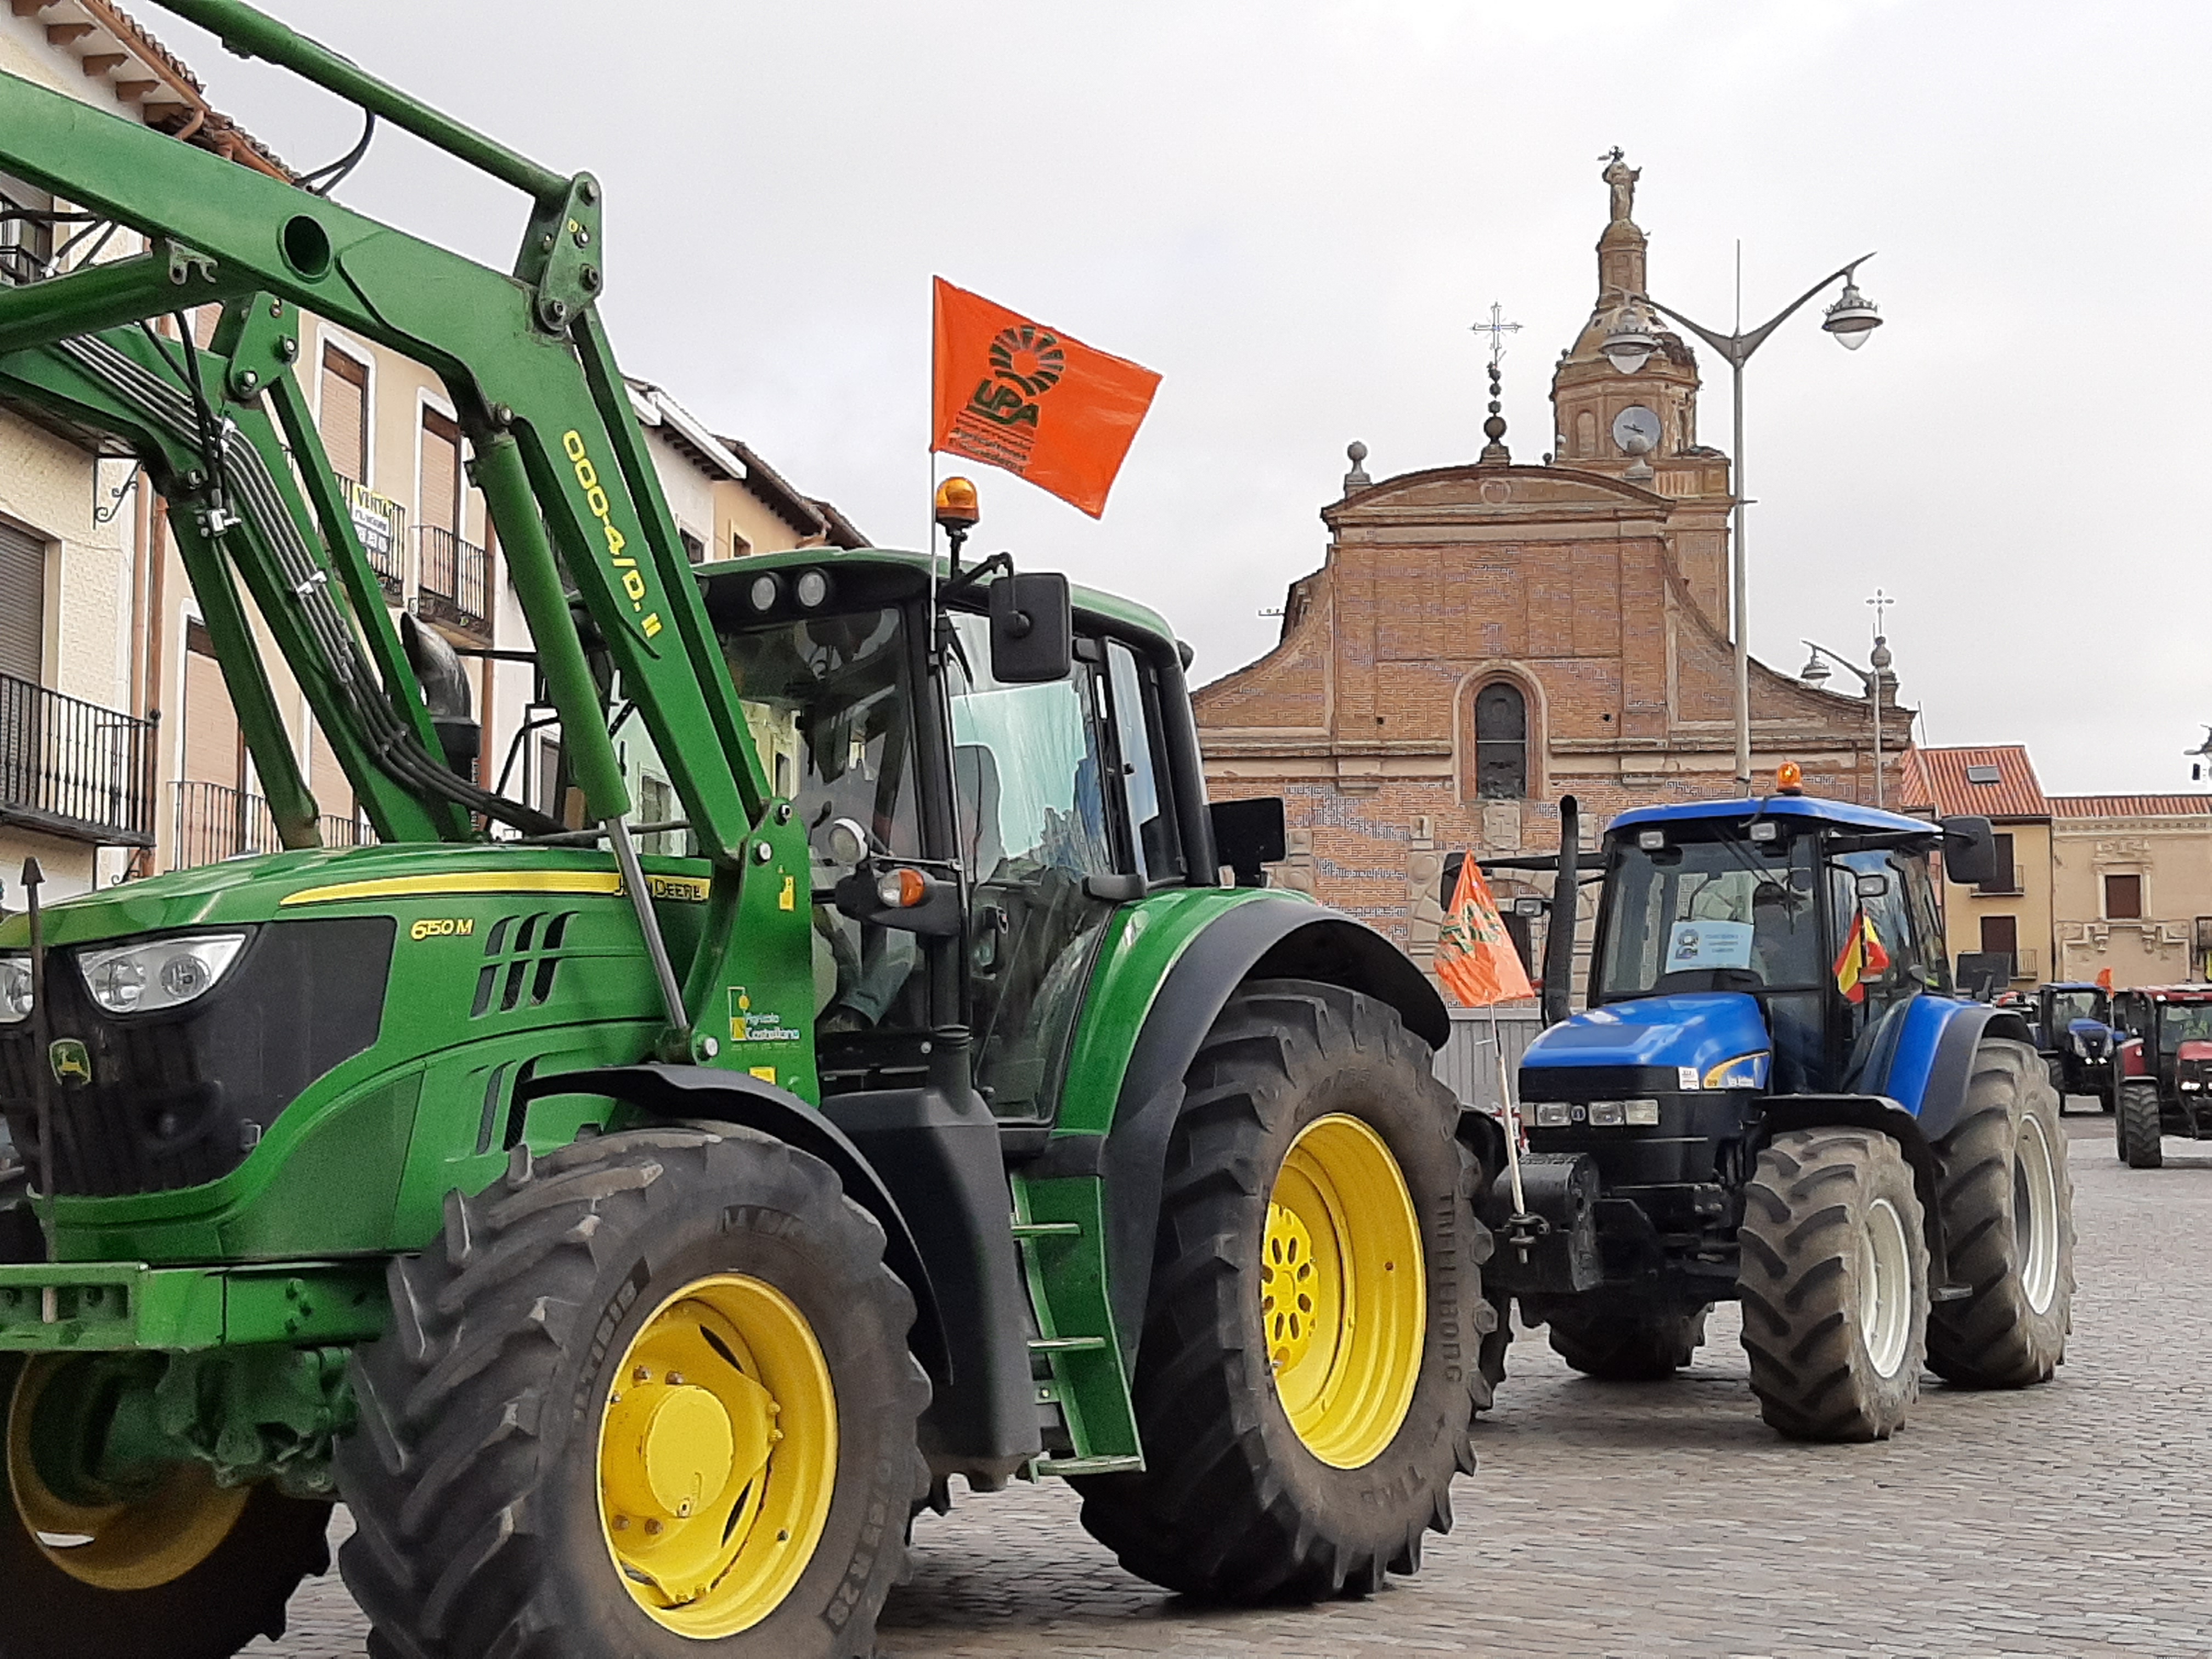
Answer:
(59, 332, 557, 835)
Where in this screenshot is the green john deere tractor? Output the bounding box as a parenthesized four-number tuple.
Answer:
(0, 6, 1497, 1656)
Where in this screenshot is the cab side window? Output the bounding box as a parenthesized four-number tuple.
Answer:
(1104, 640, 1184, 886)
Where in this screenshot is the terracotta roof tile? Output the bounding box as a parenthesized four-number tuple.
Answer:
(2049, 793, 2212, 819)
(1896, 744, 2049, 820)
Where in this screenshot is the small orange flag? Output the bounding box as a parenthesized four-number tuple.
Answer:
(931, 278, 1161, 518)
(1436, 856, 1535, 1008)
(2096, 966, 2114, 992)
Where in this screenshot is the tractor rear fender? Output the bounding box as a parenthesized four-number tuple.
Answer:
(512, 1064, 950, 1385)
(1757, 1093, 1954, 1286)
(1059, 896, 1450, 1352)
(1867, 996, 2033, 1141)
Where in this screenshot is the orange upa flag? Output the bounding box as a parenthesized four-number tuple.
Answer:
(1435, 855, 1535, 1009)
(1833, 911, 1892, 1004)
(2096, 966, 2114, 992)
(931, 278, 1161, 518)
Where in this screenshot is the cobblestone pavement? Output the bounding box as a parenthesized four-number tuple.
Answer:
(264, 1111, 2212, 1657)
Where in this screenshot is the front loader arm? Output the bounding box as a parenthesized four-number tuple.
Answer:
(0, 3, 806, 1046)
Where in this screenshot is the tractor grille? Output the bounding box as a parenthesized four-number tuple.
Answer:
(0, 917, 392, 1197)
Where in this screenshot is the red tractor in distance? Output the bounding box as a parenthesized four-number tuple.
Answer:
(2109, 985, 2212, 1167)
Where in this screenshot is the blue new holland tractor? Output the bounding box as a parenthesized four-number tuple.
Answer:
(1480, 780, 2076, 1441)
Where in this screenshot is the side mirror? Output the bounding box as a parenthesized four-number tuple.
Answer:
(989, 572, 1072, 683)
(1938, 814, 1999, 888)
(1854, 872, 1891, 900)
(1210, 796, 1285, 887)
(1513, 895, 1550, 917)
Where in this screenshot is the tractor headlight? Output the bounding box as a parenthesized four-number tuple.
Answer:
(1588, 1101, 1626, 1127)
(1702, 1052, 1771, 1090)
(1624, 1098, 1662, 1126)
(0, 957, 31, 1024)
(77, 933, 248, 1015)
(1533, 1103, 1572, 1127)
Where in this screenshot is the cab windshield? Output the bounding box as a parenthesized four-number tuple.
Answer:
(1596, 832, 1821, 1000)
(2157, 1002, 2212, 1050)
(2050, 990, 2106, 1028)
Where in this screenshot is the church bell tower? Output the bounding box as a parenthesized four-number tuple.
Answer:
(1550, 151, 1709, 489)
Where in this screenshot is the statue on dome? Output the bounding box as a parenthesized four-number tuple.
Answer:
(1600, 147, 1639, 225)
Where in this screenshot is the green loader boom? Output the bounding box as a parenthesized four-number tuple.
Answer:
(0, 9, 1487, 1657)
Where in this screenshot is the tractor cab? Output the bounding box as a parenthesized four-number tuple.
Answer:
(2032, 981, 2115, 1102)
(2111, 986, 2212, 1101)
(2112, 985, 2212, 1160)
(1559, 793, 1985, 1102)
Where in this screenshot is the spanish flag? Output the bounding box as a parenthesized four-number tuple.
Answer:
(1833, 911, 1892, 1003)
(1436, 856, 1535, 1008)
(931, 278, 1161, 518)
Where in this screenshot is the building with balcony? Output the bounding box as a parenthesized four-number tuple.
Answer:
(0, 4, 285, 900)
(2049, 793, 2212, 989)
(1898, 744, 2054, 987)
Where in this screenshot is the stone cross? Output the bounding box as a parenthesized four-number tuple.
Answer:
(1470, 301, 1522, 369)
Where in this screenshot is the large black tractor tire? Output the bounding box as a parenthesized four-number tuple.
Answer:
(336, 1125, 929, 1659)
(2044, 1056, 2069, 1113)
(2117, 1080, 2164, 1169)
(1927, 1040, 2075, 1388)
(1739, 1128, 1929, 1442)
(1074, 979, 1488, 1600)
(0, 1353, 332, 1659)
(1544, 1303, 1709, 1381)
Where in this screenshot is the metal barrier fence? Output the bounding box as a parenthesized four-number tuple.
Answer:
(0, 672, 155, 845)
(417, 524, 489, 635)
(170, 781, 373, 870)
(1433, 1003, 1543, 1110)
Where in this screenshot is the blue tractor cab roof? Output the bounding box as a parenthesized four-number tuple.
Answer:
(1605, 795, 1937, 838)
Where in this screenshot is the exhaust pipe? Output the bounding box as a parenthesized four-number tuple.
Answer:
(1541, 795, 1579, 1028)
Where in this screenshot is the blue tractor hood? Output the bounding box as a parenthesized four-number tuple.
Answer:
(1520, 993, 1772, 1095)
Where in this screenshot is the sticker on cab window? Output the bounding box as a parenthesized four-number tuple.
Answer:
(1667, 919, 1752, 971)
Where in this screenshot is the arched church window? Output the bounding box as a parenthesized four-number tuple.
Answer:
(1475, 681, 1527, 799)
(1575, 410, 1598, 457)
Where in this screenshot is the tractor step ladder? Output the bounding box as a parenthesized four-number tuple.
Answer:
(1009, 1181, 1143, 1477)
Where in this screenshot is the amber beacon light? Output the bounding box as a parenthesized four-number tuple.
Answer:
(1775, 760, 1805, 795)
(934, 476, 980, 534)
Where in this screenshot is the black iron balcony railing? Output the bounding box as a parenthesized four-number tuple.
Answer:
(170, 781, 374, 871)
(339, 476, 407, 595)
(417, 524, 490, 636)
(0, 673, 155, 846)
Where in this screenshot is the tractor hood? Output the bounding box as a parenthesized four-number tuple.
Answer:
(2176, 1039, 2212, 1068)
(1519, 992, 1771, 1099)
(0, 841, 690, 952)
(2068, 1019, 2113, 1056)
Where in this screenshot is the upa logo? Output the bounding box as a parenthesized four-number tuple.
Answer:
(961, 325, 1066, 447)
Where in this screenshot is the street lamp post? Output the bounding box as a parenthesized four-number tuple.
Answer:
(1798, 636, 1894, 808)
(1602, 257, 1883, 791)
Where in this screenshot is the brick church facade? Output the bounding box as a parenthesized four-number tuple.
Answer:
(1193, 159, 1905, 976)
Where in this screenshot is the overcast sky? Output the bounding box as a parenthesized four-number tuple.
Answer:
(147, 0, 2211, 795)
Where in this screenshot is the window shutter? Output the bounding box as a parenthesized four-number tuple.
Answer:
(320, 345, 369, 483)
(0, 521, 43, 684)
(420, 407, 462, 535)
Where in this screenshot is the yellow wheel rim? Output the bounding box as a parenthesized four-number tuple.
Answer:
(5, 1357, 248, 1591)
(597, 1274, 838, 1639)
(1262, 1113, 1426, 1469)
